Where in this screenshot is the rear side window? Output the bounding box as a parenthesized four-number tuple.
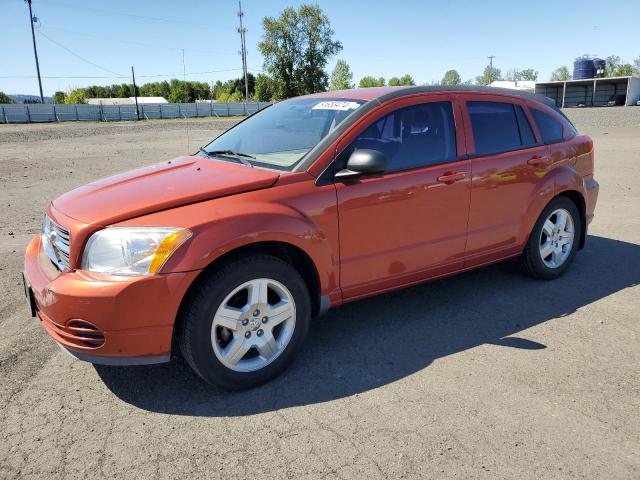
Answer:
(514, 105, 537, 146)
(531, 108, 564, 144)
(351, 101, 457, 172)
(467, 102, 522, 155)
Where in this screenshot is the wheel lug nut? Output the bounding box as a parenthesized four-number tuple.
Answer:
(256, 329, 263, 337)
(242, 318, 249, 326)
(253, 309, 260, 317)
(262, 316, 268, 324)
(244, 331, 251, 338)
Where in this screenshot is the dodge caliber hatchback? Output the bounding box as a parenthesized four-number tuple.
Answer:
(24, 86, 599, 389)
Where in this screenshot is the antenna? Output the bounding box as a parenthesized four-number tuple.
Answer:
(237, 1, 249, 101)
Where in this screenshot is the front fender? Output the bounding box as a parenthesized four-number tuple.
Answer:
(121, 200, 338, 296)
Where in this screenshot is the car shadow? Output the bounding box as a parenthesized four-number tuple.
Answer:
(95, 235, 639, 416)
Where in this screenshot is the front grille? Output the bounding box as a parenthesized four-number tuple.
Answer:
(42, 215, 71, 270)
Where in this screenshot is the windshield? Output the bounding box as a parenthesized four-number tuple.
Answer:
(202, 98, 365, 170)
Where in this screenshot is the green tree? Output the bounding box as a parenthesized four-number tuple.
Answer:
(505, 68, 522, 81)
(64, 88, 86, 104)
(211, 75, 256, 102)
(52, 91, 65, 104)
(388, 75, 415, 86)
(604, 55, 621, 77)
(329, 59, 353, 90)
(0, 91, 15, 103)
(613, 63, 633, 76)
(475, 65, 502, 85)
(550, 66, 571, 81)
(519, 68, 538, 81)
(634, 57, 640, 76)
(441, 69, 462, 85)
(358, 76, 385, 88)
(140, 81, 171, 99)
(399, 74, 415, 86)
(168, 80, 190, 103)
(254, 74, 280, 101)
(258, 4, 342, 98)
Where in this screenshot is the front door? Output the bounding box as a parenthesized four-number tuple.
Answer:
(335, 96, 471, 300)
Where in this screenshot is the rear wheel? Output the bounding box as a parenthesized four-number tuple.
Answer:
(179, 254, 311, 389)
(518, 196, 582, 280)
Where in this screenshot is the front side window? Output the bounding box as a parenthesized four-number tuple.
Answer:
(467, 101, 523, 155)
(531, 108, 564, 144)
(203, 98, 365, 170)
(350, 102, 457, 172)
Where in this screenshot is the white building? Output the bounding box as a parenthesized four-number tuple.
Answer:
(489, 80, 536, 92)
(86, 96, 168, 105)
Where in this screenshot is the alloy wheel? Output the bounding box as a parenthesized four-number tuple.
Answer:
(211, 278, 296, 372)
(539, 208, 575, 268)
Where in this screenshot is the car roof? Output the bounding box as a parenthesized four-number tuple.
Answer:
(298, 85, 559, 110)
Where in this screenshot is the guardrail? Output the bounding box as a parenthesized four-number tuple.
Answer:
(0, 102, 271, 124)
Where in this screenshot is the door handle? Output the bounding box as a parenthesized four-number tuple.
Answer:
(437, 171, 466, 184)
(527, 155, 551, 167)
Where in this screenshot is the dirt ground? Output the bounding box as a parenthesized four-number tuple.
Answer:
(0, 113, 639, 479)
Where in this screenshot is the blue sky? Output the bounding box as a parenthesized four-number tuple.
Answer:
(1, 0, 638, 96)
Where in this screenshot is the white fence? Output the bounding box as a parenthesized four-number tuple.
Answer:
(0, 102, 271, 124)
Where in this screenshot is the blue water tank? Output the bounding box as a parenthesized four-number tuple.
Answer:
(593, 58, 606, 78)
(573, 58, 594, 80)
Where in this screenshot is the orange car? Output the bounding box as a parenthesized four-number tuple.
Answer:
(23, 86, 598, 389)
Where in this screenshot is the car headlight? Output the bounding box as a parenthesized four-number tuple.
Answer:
(81, 227, 192, 276)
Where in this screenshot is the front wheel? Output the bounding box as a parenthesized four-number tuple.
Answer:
(179, 254, 311, 389)
(518, 196, 582, 280)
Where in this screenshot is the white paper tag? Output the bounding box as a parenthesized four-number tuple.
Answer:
(312, 101, 361, 111)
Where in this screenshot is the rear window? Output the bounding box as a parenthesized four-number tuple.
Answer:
(467, 101, 522, 155)
(531, 108, 564, 144)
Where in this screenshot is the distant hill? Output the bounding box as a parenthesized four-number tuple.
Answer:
(8, 94, 53, 104)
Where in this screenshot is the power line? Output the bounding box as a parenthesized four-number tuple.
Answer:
(36, 29, 125, 77)
(38, 25, 238, 56)
(45, 0, 229, 29)
(0, 68, 252, 80)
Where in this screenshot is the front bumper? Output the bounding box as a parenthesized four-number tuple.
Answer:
(24, 234, 200, 365)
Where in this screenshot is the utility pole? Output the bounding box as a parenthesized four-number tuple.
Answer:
(487, 55, 496, 85)
(131, 66, 140, 121)
(237, 0, 249, 101)
(182, 49, 186, 81)
(26, 0, 44, 103)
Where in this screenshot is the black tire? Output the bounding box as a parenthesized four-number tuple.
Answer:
(518, 196, 582, 280)
(179, 254, 311, 390)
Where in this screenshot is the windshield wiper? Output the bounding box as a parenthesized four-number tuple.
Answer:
(204, 149, 255, 167)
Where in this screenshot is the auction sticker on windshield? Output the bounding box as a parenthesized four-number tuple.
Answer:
(312, 101, 361, 111)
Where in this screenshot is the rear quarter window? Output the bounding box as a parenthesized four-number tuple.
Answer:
(514, 105, 537, 146)
(530, 108, 564, 144)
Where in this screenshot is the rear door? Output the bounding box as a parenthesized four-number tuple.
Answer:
(334, 95, 471, 300)
(460, 95, 551, 267)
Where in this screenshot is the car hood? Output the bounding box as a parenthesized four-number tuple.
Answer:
(53, 156, 280, 225)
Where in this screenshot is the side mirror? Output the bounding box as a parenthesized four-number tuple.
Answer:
(335, 149, 387, 181)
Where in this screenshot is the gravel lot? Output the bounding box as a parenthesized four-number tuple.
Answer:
(1, 109, 639, 479)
